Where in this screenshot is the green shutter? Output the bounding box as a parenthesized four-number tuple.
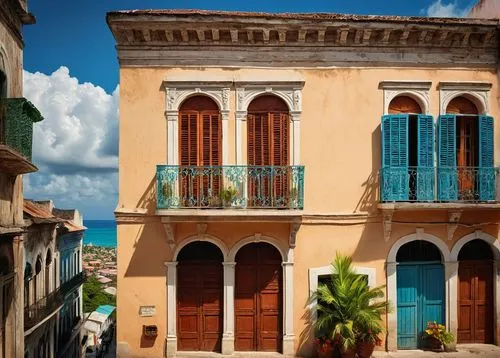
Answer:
(381, 114, 409, 201)
(437, 115, 457, 201)
(479, 115, 495, 200)
(417, 115, 434, 201)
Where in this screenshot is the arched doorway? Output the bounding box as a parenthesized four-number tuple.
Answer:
(396, 241, 444, 349)
(178, 96, 221, 207)
(247, 95, 290, 208)
(177, 241, 223, 352)
(45, 249, 52, 296)
(457, 239, 494, 343)
(34, 256, 42, 302)
(235, 242, 282, 352)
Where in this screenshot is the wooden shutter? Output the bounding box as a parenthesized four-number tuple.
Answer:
(201, 111, 221, 166)
(271, 112, 289, 166)
(381, 114, 409, 201)
(437, 115, 458, 201)
(416, 115, 434, 201)
(180, 112, 199, 166)
(479, 115, 494, 200)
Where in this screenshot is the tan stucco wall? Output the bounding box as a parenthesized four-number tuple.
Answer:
(117, 65, 500, 357)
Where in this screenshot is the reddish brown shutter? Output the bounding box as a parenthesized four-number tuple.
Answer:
(201, 111, 221, 166)
(271, 112, 289, 166)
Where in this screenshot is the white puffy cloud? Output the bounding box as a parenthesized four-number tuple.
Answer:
(424, 0, 473, 17)
(23, 67, 119, 219)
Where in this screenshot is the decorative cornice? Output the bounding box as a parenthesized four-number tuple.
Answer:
(438, 81, 492, 91)
(107, 11, 499, 67)
(379, 81, 432, 90)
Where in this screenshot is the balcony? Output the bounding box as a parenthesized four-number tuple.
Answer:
(60, 271, 86, 296)
(156, 165, 304, 220)
(0, 98, 44, 174)
(379, 166, 500, 209)
(24, 290, 64, 334)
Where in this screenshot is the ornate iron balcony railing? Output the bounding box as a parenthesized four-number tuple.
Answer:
(0, 98, 43, 161)
(60, 271, 86, 296)
(380, 166, 500, 202)
(24, 290, 64, 331)
(157, 165, 305, 209)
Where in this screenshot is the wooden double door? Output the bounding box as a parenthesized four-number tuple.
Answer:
(177, 260, 223, 351)
(235, 243, 282, 352)
(458, 261, 494, 344)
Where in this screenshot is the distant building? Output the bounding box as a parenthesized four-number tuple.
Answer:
(469, 0, 500, 18)
(0, 0, 41, 356)
(83, 305, 115, 356)
(22, 200, 86, 358)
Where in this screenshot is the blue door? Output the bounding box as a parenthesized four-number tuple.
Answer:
(397, 264, 444, 349)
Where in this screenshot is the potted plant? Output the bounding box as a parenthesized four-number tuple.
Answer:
(423, 321, 446, 351)
(312, 254, 390, 358)
(161, 181, 173, 199)
(220, 186, 238, 207)
(314, 336, 334, 358)
(356, 327, 383, 358)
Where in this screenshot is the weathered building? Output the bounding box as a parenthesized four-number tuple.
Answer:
(107, 10, 500, 357)
(0, 1, 41, 357)
(23, 201, 86, 358)
(470, 0, 500, 18)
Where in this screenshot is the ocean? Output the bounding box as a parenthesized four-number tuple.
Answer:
(83, 220, 117, 248)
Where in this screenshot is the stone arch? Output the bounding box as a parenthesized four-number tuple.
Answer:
(242, 90, 294, 113)
(228, 234, 287, 262)
(442, 92, 487, 115)
(176, 91, 222, 111)
(172, 234, 229, 261)
(450, 230, 500, 261)
(387, 91, 428, 115)
(0, 45, 9, 97)
(387, 232, 451, 263)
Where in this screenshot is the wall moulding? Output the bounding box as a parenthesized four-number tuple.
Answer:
(162, 81, 233, 111)
(380, 80, 432, 115)
(438, 81, 491, 115)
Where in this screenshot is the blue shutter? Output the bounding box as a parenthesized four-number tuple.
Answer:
(437, 115, 457, 201)
(397, 265, 418, 349)
(420, 265, 445, 348)
(417, 115, 434, 201)
(381, 115, 409, 201)
(478, 115, 495, 201)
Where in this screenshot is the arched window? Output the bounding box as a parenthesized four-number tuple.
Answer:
(45, 249, 52, 296)
(178, 96, 221, 207)
(24, 263, 32, 307)
(389, 95, 422, 115)
(34, 255, 42, 301)
(247, 95, 290, 207)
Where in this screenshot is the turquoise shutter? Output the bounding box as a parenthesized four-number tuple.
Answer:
(478, 115, 495, 200)
(437, 115, 457, 201)
(417, 115, 434, 201)
(381, 114, 409, 201)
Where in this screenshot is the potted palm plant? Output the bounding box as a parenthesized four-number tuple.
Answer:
(312, 254, 389, 358)
(220, 186, 238, 207)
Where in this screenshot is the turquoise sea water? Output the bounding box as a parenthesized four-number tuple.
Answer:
(83, 220, 117, 248)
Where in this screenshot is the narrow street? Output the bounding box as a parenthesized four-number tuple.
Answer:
(373, 344, 500, 358)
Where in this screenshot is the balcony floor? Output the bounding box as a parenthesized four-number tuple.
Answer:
(378, 202, 500, 211)
(156, 208, 303, 222)
(0, 144, 37, 174)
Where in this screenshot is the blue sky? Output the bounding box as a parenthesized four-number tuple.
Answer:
(21, 0, 476, 219)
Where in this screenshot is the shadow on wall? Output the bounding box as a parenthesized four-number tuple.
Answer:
(123, 221, 168, 277)
(354, 125, 381, 214)
(135, 175, 157, 214)
(297, 305, 314, 357)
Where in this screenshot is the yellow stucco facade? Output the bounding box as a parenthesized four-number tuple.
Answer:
(108, 10, 500, 358)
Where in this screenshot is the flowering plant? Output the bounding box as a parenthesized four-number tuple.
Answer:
(424, 322, 454, 345)
(314, 336, 334, 353)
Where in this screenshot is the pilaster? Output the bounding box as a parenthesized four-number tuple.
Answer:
(222, 261, 236, 355)
(165, 261, 178, 358)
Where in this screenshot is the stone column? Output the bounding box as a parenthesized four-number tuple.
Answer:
(282, 258, 295, 356)
(221, 111, 230, 165)
(165, 262, 178, 358)
(386, 262, 397, 352)
(445, 261, 459, 338)
(290, 112, 301, 166)
(235, 111, 246, 165)
(166, 111, 178, 165)
(222, 261, 236, 355)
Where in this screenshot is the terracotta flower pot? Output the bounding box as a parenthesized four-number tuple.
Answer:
(357, 341, 376, 358)
(315, 346, 333, 358)
(444, 342, 456, 352)
(341, 347, 356, 358)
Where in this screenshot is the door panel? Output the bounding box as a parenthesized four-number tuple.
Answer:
(235, 244, 282, 352)
(397, 264, 444, 349)
(397, 265, 419, 349)
(177, 262, 222, 351)
(458, 261, 493, 344)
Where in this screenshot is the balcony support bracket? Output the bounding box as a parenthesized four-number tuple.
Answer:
(383, 210, 394, 242)
(161, 221, 176, 249)
(447, 210, 462, 241)
(289, 222, 301, 248)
